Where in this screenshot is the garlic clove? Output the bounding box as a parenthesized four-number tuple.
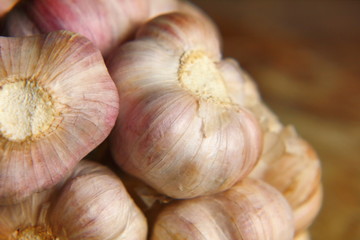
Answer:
(294, 183, 323, 233)
(108, 12, 262, 199)
(151, 178, 294, 240)
(268, 127, 321, 207)
(0, 160, 147, 240)
(0, 31, 119, 204)
(250, 126, 322, 209)
(4, 0, 150, 56)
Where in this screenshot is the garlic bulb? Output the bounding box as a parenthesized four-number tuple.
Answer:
(0, 31, 119, 204)
(0, 160, 147, 240)
(4, 0, 150, 56)
(152, 178, 294, 240)
(108, 12, 262, 199)
(247, 126, 322, 233)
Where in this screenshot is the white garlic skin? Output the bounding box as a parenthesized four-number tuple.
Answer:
(109, 12, 262, 199)
(0, 160, 147, 240)
(293, 183, 323, 233)
(151, 178, 294, 240)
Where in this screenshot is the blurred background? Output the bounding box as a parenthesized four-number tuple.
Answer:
(190, 1, 359, 239)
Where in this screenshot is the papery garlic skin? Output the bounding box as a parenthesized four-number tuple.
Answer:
(250, 126, 322, 206)
(4, 0, 150, 56)
(293, 183, 323, 233)
(108, 12, 262, 199)
(0, 31, 119, 204)
(152, 178, 294, 240)
(0, 160, 147, 240)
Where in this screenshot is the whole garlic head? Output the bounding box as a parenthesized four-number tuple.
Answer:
(108, 11, 262, 199)
(0, 31, 119, 204)
(152, 178, 294, 240)
(0, 160, 147, 240)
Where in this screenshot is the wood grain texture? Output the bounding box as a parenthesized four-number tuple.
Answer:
(190, 1, 360, 240)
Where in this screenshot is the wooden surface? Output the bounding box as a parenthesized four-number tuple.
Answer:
(190, 1, 360, 240)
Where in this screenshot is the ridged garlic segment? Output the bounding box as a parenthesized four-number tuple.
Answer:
(0, 31, 119, 204)
(152, 178, 294, 240)
(294, 183, 323, 233)
(248, 126, 322, 232)
(108, 12, 262, 199)
(4, 0, 150, 56)
(0, 160, 147, 240)
(253, 126, 321, 205)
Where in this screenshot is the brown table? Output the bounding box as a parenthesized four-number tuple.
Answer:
(190, 1, 360, 239)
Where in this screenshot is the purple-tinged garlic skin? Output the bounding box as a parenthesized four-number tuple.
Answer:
(0, 160, 147, 240)
(152, 178, 294, 240)
(0, 31, 119, 205)
(4, 0, 150, 56)
(108, 12, 262, 199)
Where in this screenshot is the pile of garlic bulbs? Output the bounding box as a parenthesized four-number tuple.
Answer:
(0, 0, 322, 239)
